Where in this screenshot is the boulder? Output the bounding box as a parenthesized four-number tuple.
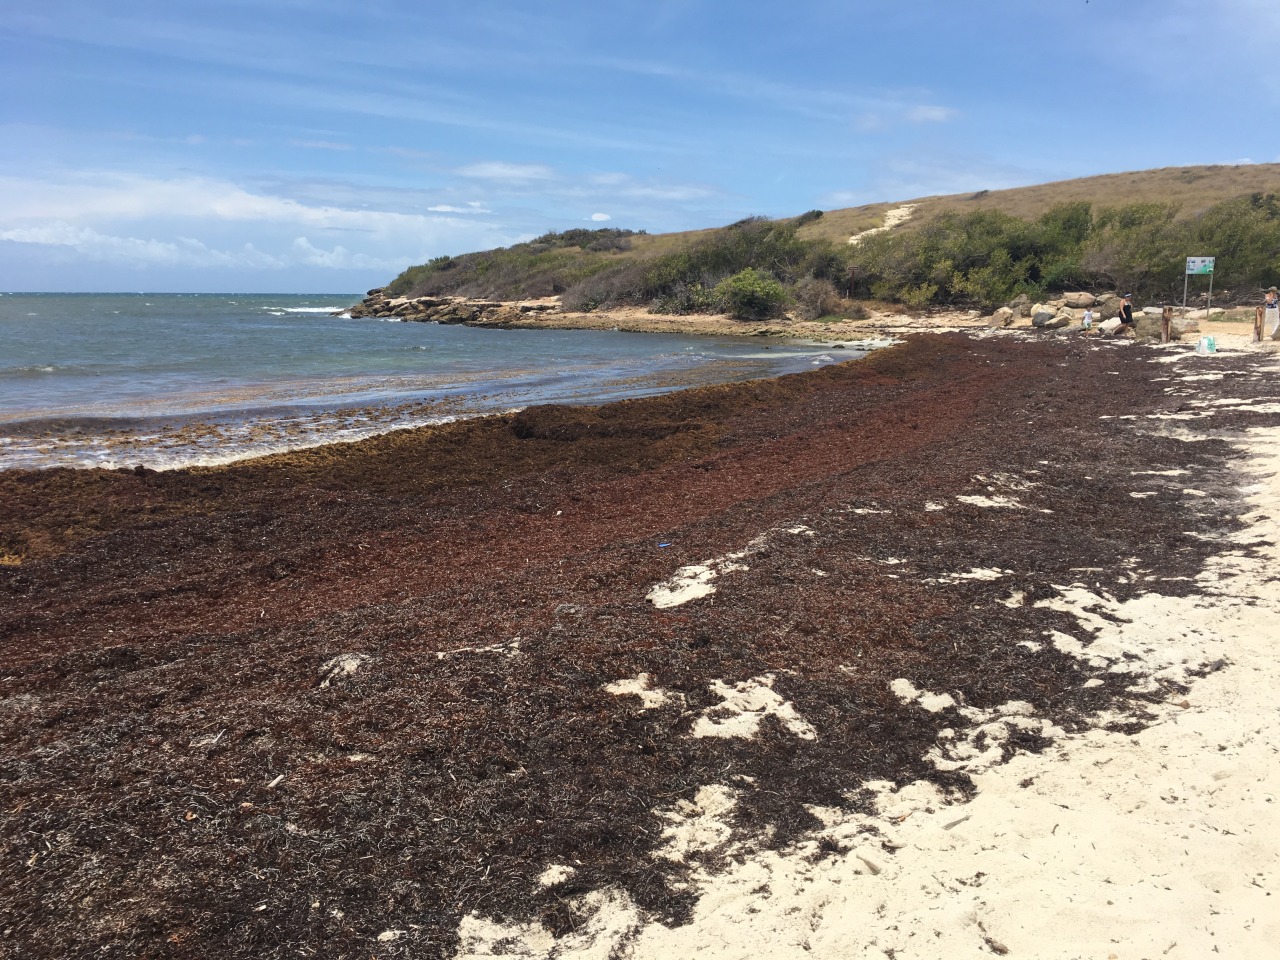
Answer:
(1007, 294, 1031, 317)
(1172, 318, 1200, 338)
(1064, 292, 1096, 308)
(1142, 306, 1164, 317)
(1095, 299, 1123, 320)
(1097, 317, 1123, 335)
(989, 306, 1015, 328)
(1133, 315, 1165, 341)
(1033, 310, 1068, 329)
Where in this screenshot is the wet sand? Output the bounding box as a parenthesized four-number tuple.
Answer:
(2, 331, 1278, 959)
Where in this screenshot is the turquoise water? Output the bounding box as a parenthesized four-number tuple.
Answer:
(0, 293, 872, 470)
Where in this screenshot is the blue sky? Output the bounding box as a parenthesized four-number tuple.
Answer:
(2, 0, 1277, 293)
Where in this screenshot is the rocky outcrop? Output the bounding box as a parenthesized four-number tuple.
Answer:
(989, 290, 1194, 336)
(1032, 309, 1067, 329)
(349, 289, 562, 326)
(1092, 294, 1121, 319)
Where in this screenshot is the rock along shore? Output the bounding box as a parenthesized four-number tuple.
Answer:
(348, 286, 1232, 345)
(349, 287, 561, 327)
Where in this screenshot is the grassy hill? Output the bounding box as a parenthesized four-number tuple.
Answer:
(384, 163, 1280, 316)
(796, 163, 1280, 244)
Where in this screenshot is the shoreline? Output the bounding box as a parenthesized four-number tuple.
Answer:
(2, 332, 1279, 957)
(503, 303, 1279, 352)
(351, 291, 1279, 354)
(0, 314, 862, 473)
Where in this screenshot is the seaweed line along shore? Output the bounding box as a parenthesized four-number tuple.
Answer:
(2, 327, 1279, 959)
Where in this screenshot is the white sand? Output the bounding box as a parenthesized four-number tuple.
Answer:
(848, 204, 918, 245)
(645, 526, 815, 609)
(690, 674, 817, 741)
(455, 354, 1280, 960)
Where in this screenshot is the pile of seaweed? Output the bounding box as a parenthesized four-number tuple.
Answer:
(0, 334, 1269, 959)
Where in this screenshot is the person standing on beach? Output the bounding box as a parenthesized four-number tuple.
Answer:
(1117, 294, 1135, 336)
(1266, 286, 1280, 340)
(1082, 305, 1095, 334)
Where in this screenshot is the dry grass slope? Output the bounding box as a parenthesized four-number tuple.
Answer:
(796, 163, 1280, 243)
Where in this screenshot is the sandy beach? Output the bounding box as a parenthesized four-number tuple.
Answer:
(2, 324, 1278, 959)
(462, 343, 1280, 958)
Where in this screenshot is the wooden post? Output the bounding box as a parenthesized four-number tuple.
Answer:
(1161, 306, 1172, 344)
(1256, 306, 1265, 343)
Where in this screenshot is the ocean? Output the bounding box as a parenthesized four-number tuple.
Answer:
(0, 293, 876, 471)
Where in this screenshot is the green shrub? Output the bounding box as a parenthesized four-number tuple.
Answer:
(899, 282, 939, 309)
(651, 282, 720, 315)
(848, 205, 1089, 307)
(714, 268, 788, 320)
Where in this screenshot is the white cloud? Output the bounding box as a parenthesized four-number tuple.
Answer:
(455, 161, 555, 183)
(427, 202, 493, 214)
(0, 222, 283, 268)
(0, 173, 463, 237)
(558, 172, 719, 205)
(589, 172, 630, 186)
(291, 237, 401, 271)
(0, 172, 527, 275)
(590, 212, 612, 222)
(290, 139, 354, 151)
(856, 104, 956, 132)
(906, 105, 958, 123)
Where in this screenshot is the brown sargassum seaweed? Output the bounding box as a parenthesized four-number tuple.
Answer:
(1, 333, 1272, 958)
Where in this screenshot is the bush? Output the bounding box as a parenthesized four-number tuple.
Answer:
(847, 206, 1085, 308)
(793, 277, 844, 321)
(714, 268, 788, 320)
(528, 228, 638, 250)
(651, 282, 720, 315)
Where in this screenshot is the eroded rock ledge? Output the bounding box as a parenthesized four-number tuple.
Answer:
(349, 287, 560, 326)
